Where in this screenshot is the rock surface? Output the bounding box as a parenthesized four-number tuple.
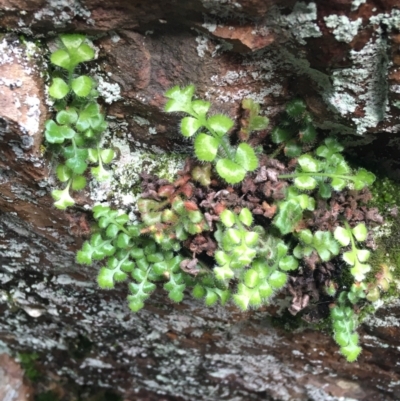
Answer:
(0, 0, 400, 400)
(0, 354, 33, 401)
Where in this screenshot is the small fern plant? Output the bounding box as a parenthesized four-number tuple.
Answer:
(329, 222, 372, 361)
(42, 36, 382, 365)
(211, 208, 298, 310)
(164, 85, 268, 184)
(77, 205, 192, 312)
(271, 98, 317, 158)
(45, 34, 114, 209)
(274, 138, 375, 235)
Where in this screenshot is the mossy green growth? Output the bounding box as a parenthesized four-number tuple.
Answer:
(366, 227, 400, 300)
(369, 176, 400, 213)
(18, 352, 40, 381)
(366, 176, 400, 298)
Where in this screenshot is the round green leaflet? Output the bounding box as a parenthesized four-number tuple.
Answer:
(48, 78, 69, 99)
(194, 133, 219, 162)
(216, 159, 246, 184)
(181, 117, 202, 137)
(50, 49, 72, 70)
(71, 75, 93, 97)
(234, 143, 258, 172)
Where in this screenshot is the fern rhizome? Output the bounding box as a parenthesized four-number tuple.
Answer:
(45, 34, 386, 363)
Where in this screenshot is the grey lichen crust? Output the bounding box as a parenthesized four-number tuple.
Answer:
(33, 0, 94, 27)
(0, 213, 379, 401)
(329, 35, 389, 134)
(277, 2, 322, 45)
(0, 37, 45, 139)
(196, 2, 399, 136)
(324, 15, 362, 44)
(89, 129, 186, 213)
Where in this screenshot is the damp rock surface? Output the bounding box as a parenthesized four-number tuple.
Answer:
(1, 1, 400, 400)
(0, 354, 33, 401)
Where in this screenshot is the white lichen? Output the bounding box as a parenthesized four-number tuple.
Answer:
(109, 31, 121, 43)
(328, 92, 357, 116)
(34, 0, 94, 27)
(132, 116, 150, 126)
(324, 15, 362, 43)
(89, 132, 185, 211)
(207, 57, 283, 103)
(195, 36, 210, 58)
(94, 75, 122, 104)
(370, 8, 400, 30)
(80, 358, 113, 369)
(21, 95, 41, 136)
(278, 2, 322, 45)
(202, 22, 217, 33)
(351, 0, 366, 11)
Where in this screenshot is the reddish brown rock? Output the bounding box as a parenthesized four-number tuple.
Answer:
(0, 354, 33, 401)
(0, 1, 400, 400)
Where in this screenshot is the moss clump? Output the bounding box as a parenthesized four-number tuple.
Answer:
(361, 176, 400, 301)
(370, 176, 400, 215)
(18, 352, 40, 381)
(35, 392, 59, 401)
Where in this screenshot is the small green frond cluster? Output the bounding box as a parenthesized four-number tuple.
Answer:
(239, 98, 269, 141)
(212, 209, 297, 310)
(42, 44, 383, 364)
(334, 223, 371, 281)
(273, 187, 315, 235)
(278, 138, 375, 196)
(271, 99, 316, 157)
(294, 229, 340, 262)
(330, 283, 366, 362)
(192, 276, 231, 307)
(233, 237, 298, 311)
(367, 263, 394, 302)
(328, 223, 372, 360)
(45, 34, 114, 209)
(77, 205, 191, 312)
(18, 352, 40, 381)
(165, 85, 267, 184)
(138, 196, 209, 244)
(273, 138, 375, 239)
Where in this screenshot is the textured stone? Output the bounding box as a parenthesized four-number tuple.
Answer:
(0, 1, 400, 400)
(0, 354, 33, 401)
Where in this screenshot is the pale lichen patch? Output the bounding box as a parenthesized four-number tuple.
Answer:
(195, 35, 211, 58)
(89, 132, 185, 211)
(370, 8, 400, 30)
(21, 95, 41, 136)
(351, 0, 366, 11)
(33, 0, 94, 27)
(206, 57, 283, 104)
(0, 37, 46, 139)
(93, 74, 122, 104)
(324, 15, 362, 44)
(277, 2, 322, 45)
